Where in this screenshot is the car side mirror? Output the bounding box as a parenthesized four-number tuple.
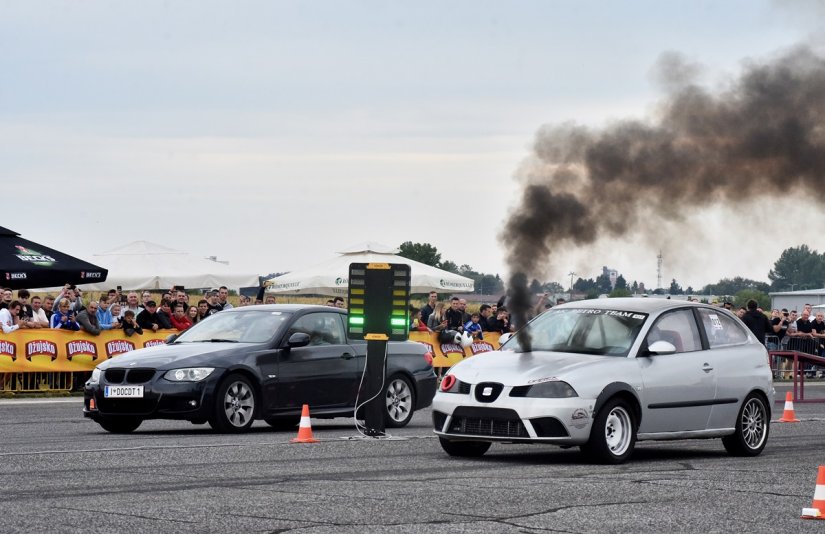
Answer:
(286, 332, 310, 349)
(165, 333, 178, 344)
(646, 340, 676, 355)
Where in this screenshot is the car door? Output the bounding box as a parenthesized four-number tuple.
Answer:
(636, 308, 715, 434)
(275, 311, 358, 411)
(696, 308, 755, 430)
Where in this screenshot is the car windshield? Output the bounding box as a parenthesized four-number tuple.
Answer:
(174, 310, 293, 344)
(505, 308, 648, 357)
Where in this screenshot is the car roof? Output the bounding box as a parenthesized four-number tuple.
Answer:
(224, 304, 346, 314)
(554, 297, 720, 314)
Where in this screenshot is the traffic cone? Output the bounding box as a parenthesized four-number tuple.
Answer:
(290, 404, 318, 443)
(801, 466, 825, 519)
(777, 391, 800, 423)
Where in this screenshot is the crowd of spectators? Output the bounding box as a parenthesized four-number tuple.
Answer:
(0, 280, 276, 336)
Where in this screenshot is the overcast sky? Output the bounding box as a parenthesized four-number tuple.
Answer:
(3, 0, 824, 290)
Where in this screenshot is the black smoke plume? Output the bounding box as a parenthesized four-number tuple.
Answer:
(500, 46, 825, 349)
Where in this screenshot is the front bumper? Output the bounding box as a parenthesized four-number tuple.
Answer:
(84, 371, 220, 422)
(432, 388, 595, 444)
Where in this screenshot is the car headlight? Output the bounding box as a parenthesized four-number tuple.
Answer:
(163, 368, 215, 382)
(525, 381, 578, 398)
(88, 368, 101, 385)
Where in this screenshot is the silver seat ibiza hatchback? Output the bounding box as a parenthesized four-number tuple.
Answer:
(433, 298, 774, 463)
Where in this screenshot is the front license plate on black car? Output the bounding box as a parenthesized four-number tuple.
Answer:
(104, 386, 144, 398)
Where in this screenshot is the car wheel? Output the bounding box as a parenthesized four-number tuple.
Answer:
(722, 393, 769, 456)
(581, 397, 636, 464)
(209, 374, 256, 433)
(384, 374, 415, 428)
(265, 417, 299, 431)
(97, 416, 142, 434)
(439, 437, 491, 457)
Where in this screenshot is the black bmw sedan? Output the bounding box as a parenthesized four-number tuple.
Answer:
(83, 304, 436, 433)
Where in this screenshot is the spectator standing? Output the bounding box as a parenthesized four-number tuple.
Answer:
(444, 297, 464, 332)
(53, 284, 84, 312)
(30, 296, 50, 328)
(409, 307, 429, 332)
(426, 301, 448, 334)
(187, 305, 199, 324)
(170, 304, 193, 331)
(0, 288, 12, 309)
(156, 299, 174, 329)
(109, 303, 122, 323)
(42, 295, 56, 320)
(420, 292, 438, 326)
(479, 304, 494, 331)
(264, 295, 277, 304)
(0, 300, 21, 333)
(196, 300, 210, 322)
(136, 301, 162, 332)
(175, 290, 189, 311)
(141, 291, 153, 308)
(121, 310, 143, 336)
(488, 306, 513, 334)
(96, 296, 120, 330)
(463, 313, 484, 339)
(17, 289, 34, 320)
(771, 309, 790, 348)
(217, 286, 233, 310)
(121, 292, 143, 318)
(812, 312, 825, 356)
(76, 301, 102, 336)
(741, 299, 772, 346)
(333, 296, 346, 309)
(206, 291, 222, 314)
(458, 298, 470, 324)
(50, 298, 80, 330)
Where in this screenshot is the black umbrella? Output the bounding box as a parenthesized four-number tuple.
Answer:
(0, 226, 108, 290)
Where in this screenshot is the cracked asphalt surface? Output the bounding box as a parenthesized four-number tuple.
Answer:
(1, 385, 823, 533)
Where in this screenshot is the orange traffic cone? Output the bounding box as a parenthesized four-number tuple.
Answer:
(290, 404, 318, 443)
(801, 466, 825, 519)
(778, 391, 800, 423)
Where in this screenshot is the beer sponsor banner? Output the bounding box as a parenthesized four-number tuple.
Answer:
(0, 329, 174, 372)
(407, 331, 502, 367)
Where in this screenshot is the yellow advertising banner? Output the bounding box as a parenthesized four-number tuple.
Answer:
(408, 331, 502, 367)
(0, 329, 175, 372)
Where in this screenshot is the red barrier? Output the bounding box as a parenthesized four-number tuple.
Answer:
(768, 350, 825, 404)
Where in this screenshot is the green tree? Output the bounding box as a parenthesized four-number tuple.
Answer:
(595, 273, 612, 294)
(440, 260, 458, 273)
(631, 280, 639, 293)
(475, 274, 504, 295)
(542, 281, 565, 293)
(609, 288, 631, 298)
(529, 279, 543, 294)
(669, 279, 683, 295)
(614, 275, 628, 290)
(701, 277, 770, 295)
(768, 245, 825, 291)
(574, 277, 596, 293)
(734, 289, 770, 310)
(398, 241, 441, 267)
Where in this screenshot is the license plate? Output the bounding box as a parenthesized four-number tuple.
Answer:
(104, 385, 144, 398)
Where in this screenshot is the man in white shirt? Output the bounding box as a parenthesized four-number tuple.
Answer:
(29, 296, 49, 328)
(0, 300, 21, 333)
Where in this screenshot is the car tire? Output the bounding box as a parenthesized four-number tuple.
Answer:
(439, 437, 491, 457)
(98, 416, 142, 434)
(265, 417, 299, 431)
(208, 373, 256, 433)
(581, 397, 636, 464)
(722, 393, 769, 456)
(384, 374, 415, 428)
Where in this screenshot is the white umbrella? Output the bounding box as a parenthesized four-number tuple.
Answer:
(268, 242, 475, 296)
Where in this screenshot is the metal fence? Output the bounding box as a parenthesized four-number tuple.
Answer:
(0, 372, 75, 393)
(766, 335, 823, 378)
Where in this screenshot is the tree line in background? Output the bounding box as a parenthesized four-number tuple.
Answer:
(398, 242, 825, 308)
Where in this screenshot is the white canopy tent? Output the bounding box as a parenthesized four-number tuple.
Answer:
(75, 241, 260, 291)
(268, 242, 475, 296)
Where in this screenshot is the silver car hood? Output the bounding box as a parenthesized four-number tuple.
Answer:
(449, 350, 620, 387)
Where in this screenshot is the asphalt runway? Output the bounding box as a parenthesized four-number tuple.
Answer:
(1, 385, 824, 533)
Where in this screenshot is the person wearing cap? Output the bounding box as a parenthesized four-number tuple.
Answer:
(206, 290, 222, 315)
(136, 300, 162, 332)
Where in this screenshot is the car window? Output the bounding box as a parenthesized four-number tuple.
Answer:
(646, 309, 702, 353)
(288, 312, 346, 346)
(697, 308, 749, 348)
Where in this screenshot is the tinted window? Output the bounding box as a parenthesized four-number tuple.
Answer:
(288, 312, 346, 346)
(175, 310, 291, 343)
(697, 308, 749, 348)
(646, 309, 702, 353)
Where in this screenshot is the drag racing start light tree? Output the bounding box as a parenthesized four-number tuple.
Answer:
(347, 262, 411, 437)
(347, 263, 411, 341)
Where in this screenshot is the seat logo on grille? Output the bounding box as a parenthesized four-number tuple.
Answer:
(482, 386, 493, 396)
